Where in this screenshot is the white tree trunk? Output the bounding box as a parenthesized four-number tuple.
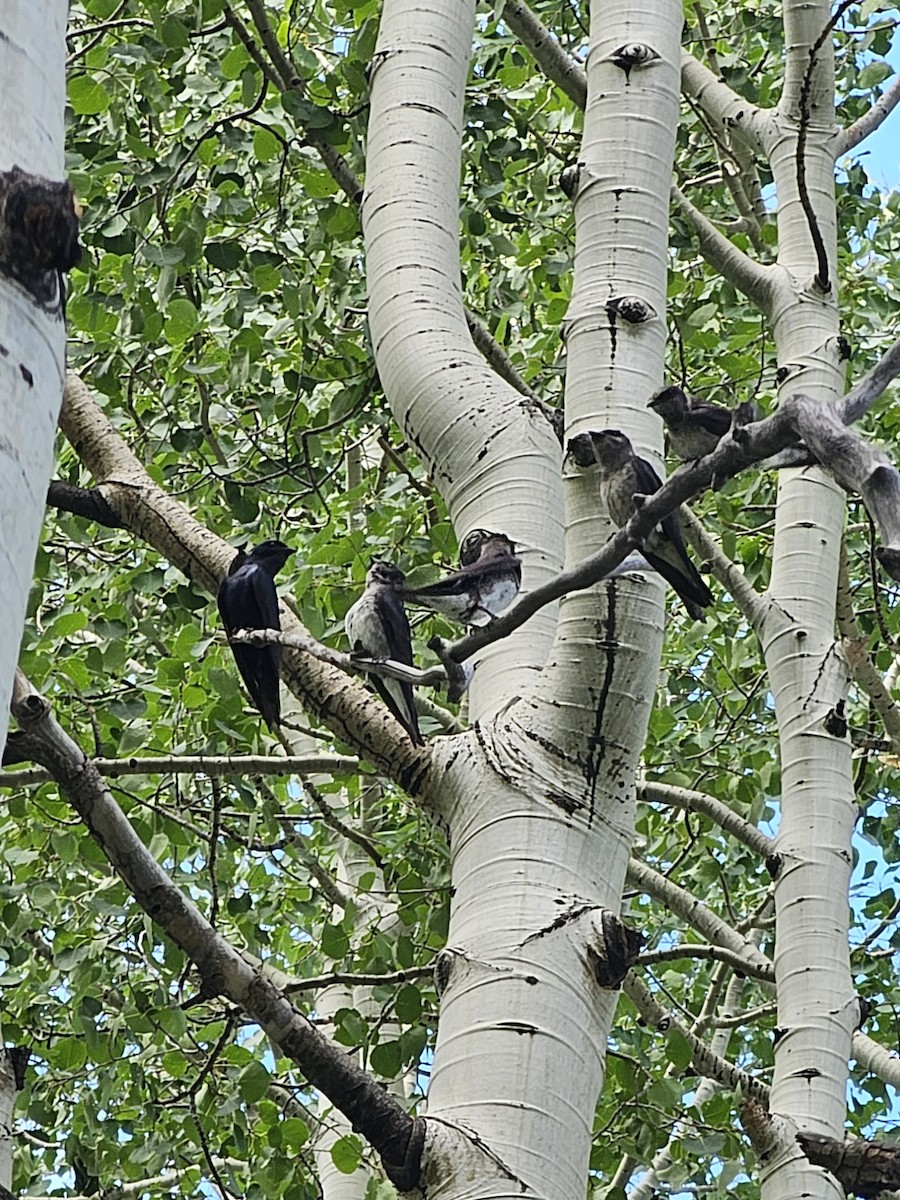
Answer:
(0, 1050, 18, 1190)
(365, 0, 680, 1195)
(362, 0, 562, 721)
(757, 0, 854, 1193)
(0, 2, 68, 752)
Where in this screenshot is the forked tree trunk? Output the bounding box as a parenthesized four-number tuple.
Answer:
(364, 0, 679, 1192)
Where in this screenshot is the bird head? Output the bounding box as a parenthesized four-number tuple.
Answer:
(565, 432, 597, 469)
(648, 386, 689, 421)
(367, 559, 405, 588)
(567, 430, 634, 471)
(459, 528, 515, 565)
(586, 429, 634, 472)
(250, 540, 294, 570)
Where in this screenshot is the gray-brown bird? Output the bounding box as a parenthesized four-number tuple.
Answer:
(647, 386, 733, 461)
(403, 530, 521, 626)
(345, 561, 423, 746)
(567, 429, 713, 620)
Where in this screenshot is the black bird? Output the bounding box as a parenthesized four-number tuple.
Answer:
(567, 430, 713, 620)
(344, 561, 423, 746)
(647, 386, 733, 461)
(217, 539, 293, 728)
(403, 530, 522, 626)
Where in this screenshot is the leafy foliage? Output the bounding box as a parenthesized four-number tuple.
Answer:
(3, 0, 900, 1196)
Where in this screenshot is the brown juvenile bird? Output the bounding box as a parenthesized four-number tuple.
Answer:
(344, 561, 423, 745)
(647, 386, 733, 461)
(567, 429, 713, 620)
(403, 529, 521, 626)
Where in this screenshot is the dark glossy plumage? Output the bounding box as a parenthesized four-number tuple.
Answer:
(568, 430, 713, 620)
(345, 561, 423, 746)
(648, 386, 733, 461)
(217, 539, 293, 727)
(403, 531, 521, 626)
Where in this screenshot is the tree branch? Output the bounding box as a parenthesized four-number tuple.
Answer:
(46, 480, 125, 527)
(501, 0, 586, 109)
(623, 974, 770, 1103)
(840, 332, 900, 424)
(441, 405, 805, 663)
(639, 943, 774, 982)
(671, 184, 772, 309)
(58, 372, 434, 789)
(775, 392, 900, 575)
(626, 857, 775, 980)
(8, 671, 425, 1191)
(836, 72, 900, 156)
(677, 506, 768, 632)
(639, 780, 775, 857)
(1, 753, 361, 787)
(836, 547, 900, 754)
(680, 51, 769, 153)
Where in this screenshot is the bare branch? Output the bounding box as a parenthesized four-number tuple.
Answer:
(775, 392, 900, 575)
(442, 408, 803, 663)
(639, 780, 774, 857)
(853, 1030, 900, 1092)
(840, 332, 900, 425)
(286, 966, 432, 994)
(8, 672, 425, 1188)
(46, 480, 125, 526)
(1, 754, 360, 788)
(231, 628, 449, 690)
(466, 308, 553, 412)
(678, 506, 767, 632)
(836, 70, 900, 156)
(501, 0, 586, 109)
(623, 974, 770, 1103)
(836, 548, 900, 754)
(626, 857, 774, 980)
(671, 184, 772, 309)
(639, 943, 774, 981)
(681, 51, 769, 153)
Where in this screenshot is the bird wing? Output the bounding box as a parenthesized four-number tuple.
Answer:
(248, 563, 281, 631)
(217, 568, 282, 727)
(629, 454, 713, 619)
(404, 554, 521, 600)
(346, 590, 422, 745)
(692, 404, 732, 437)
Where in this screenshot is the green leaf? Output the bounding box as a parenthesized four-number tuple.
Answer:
(369, 1040, 402, 1078)
(665, 1029, 693, 1070)
(394, 984, 422, 1023)
(253, 128, 281, 163)
(321, 923, 350, 960)
(239, 1061, 272, 1103)
(164, 299, 200, 345)
(330, 1135, 362, 1175)
(858, 61, 893, 89)
(69, 76, 110, 114)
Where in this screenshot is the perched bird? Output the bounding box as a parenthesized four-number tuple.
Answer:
(647, 386, 733, 461)
(567, 430, 713, 620)
(217, 539, 293, 727)
(345, 561, 423, 746)
(403, 530, 522, 626)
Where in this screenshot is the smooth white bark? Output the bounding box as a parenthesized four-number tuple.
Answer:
(758, 2, 855, 1195)
(362, 0, 562, 721)
(0, 1049, 15, 1190)
(0, 2, 68, 754)
(390, 0, 681, 1195)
